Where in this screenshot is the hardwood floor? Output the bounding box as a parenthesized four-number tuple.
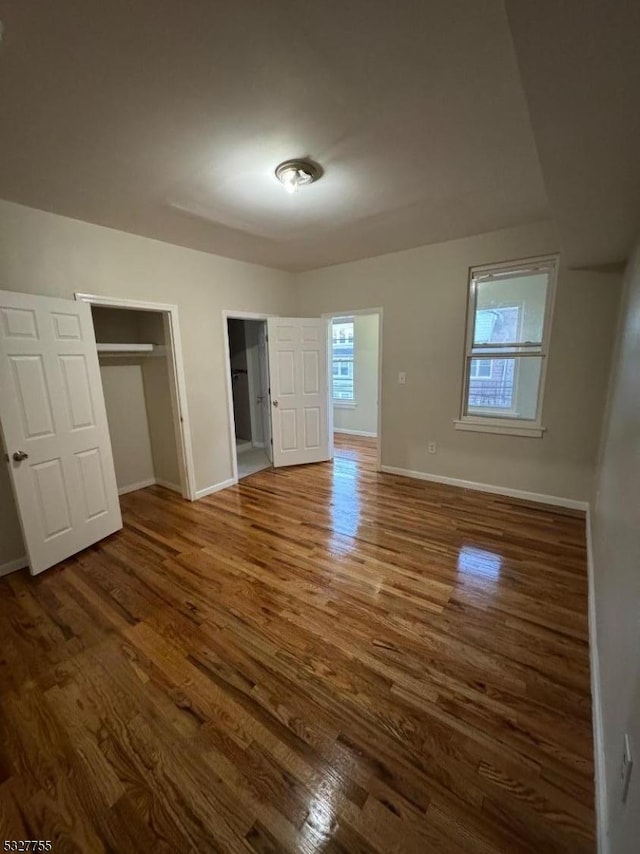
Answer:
(0, 435, 594, 852)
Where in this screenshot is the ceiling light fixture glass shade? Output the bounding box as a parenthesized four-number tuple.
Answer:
(275, 159, 322, 194)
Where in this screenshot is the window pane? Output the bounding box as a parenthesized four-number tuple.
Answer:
(466, 356, 542, 420)
(332, 318, 354, 400)
(470, 358, 492, 379)
(473, 272, 548, 347)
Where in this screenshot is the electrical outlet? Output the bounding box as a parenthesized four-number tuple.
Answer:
(398, 371, 406, 385)
(621, 734, 633, 803)
(428, 442, 437, 454)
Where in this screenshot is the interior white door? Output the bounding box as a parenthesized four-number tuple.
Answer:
(267, 317, 330, 467)
(0, 290, 122, 575)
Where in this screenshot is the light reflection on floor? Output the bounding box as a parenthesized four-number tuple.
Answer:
(329, 454, 362, 553)
(299, 792, 340, 851)
(456, 544, 502, 579)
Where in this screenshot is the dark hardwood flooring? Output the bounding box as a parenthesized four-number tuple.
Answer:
(0, 435, 594, 852)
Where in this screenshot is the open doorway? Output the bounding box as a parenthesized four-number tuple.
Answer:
(77, 293, 196, 501)
(226, 317, 272, 480)
(327, 309, 382, 469)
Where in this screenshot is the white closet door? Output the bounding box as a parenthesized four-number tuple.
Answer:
(267, 317, 330, 467)
(0, 290, 122, 575)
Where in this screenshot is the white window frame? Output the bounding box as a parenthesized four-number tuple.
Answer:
(469, 357, 493, 380)
(455, 254, 558, 438)
(331, 316, 356, 405)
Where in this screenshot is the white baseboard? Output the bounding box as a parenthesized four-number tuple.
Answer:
(252, 441, 266, 448)
(155, 479, 182, 494)
(118, 478, 157, 496)
(195, 478, 236, 499)
(379, 465, 588, 511)
(0, 555, 28, 577)
(118, 478, 182, 496)
(586, 507, 609, 854)
(334, 428, 378, 438)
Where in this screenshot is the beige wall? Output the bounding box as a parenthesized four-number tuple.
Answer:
(0, 199, 294, 566)
(141, 356, 181, 488)
(591, 238, 640, 854)
(100, 363, 155, 491)
(296, 221, 621, 502)
(92, 305, 167, 345)
(92, 306, 144, 343)
(334, 313, 379, 435)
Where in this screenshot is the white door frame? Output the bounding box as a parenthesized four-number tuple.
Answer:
(222, 310, 276, 484)
(323, 307, 383, 472)
(256, 322, 272, 463)
(75, 293, 197, 501)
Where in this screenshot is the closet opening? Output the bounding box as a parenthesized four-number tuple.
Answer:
(77, 294, 196, 501)
(225, 316, 272, 480)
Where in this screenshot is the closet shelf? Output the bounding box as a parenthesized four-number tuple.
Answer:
(96, 343, 167, 357)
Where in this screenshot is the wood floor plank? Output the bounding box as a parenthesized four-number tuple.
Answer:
(0, 435, 594, 852)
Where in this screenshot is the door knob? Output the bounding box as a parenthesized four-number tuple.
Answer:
(272, 400, 279, 407)
(12, 451, 29, 462)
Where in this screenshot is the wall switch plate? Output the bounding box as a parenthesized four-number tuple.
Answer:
(398, 371, 406, 384)
(621, 733, 633, 803)
(428, 442, 437, 454)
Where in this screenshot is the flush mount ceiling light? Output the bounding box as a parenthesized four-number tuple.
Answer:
(275, 159, 322, 194)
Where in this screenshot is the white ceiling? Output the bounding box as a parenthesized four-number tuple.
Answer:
(0, 1, 637, 272)
(506, 0, 640, 270)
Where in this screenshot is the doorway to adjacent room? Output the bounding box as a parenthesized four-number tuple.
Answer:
(225, 316, 273, 480)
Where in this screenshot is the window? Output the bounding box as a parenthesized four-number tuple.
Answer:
(468, 308, 519, 409)
(457, 256, 557, 437)
(332, 317, 354, 401)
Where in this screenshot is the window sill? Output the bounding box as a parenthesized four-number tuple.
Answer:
(333, 401, 357, 409)
(454, 419, 545, 438)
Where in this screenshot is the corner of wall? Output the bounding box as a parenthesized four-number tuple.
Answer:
(586, 504, 610, 854)
(586, 238, 640, 854)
